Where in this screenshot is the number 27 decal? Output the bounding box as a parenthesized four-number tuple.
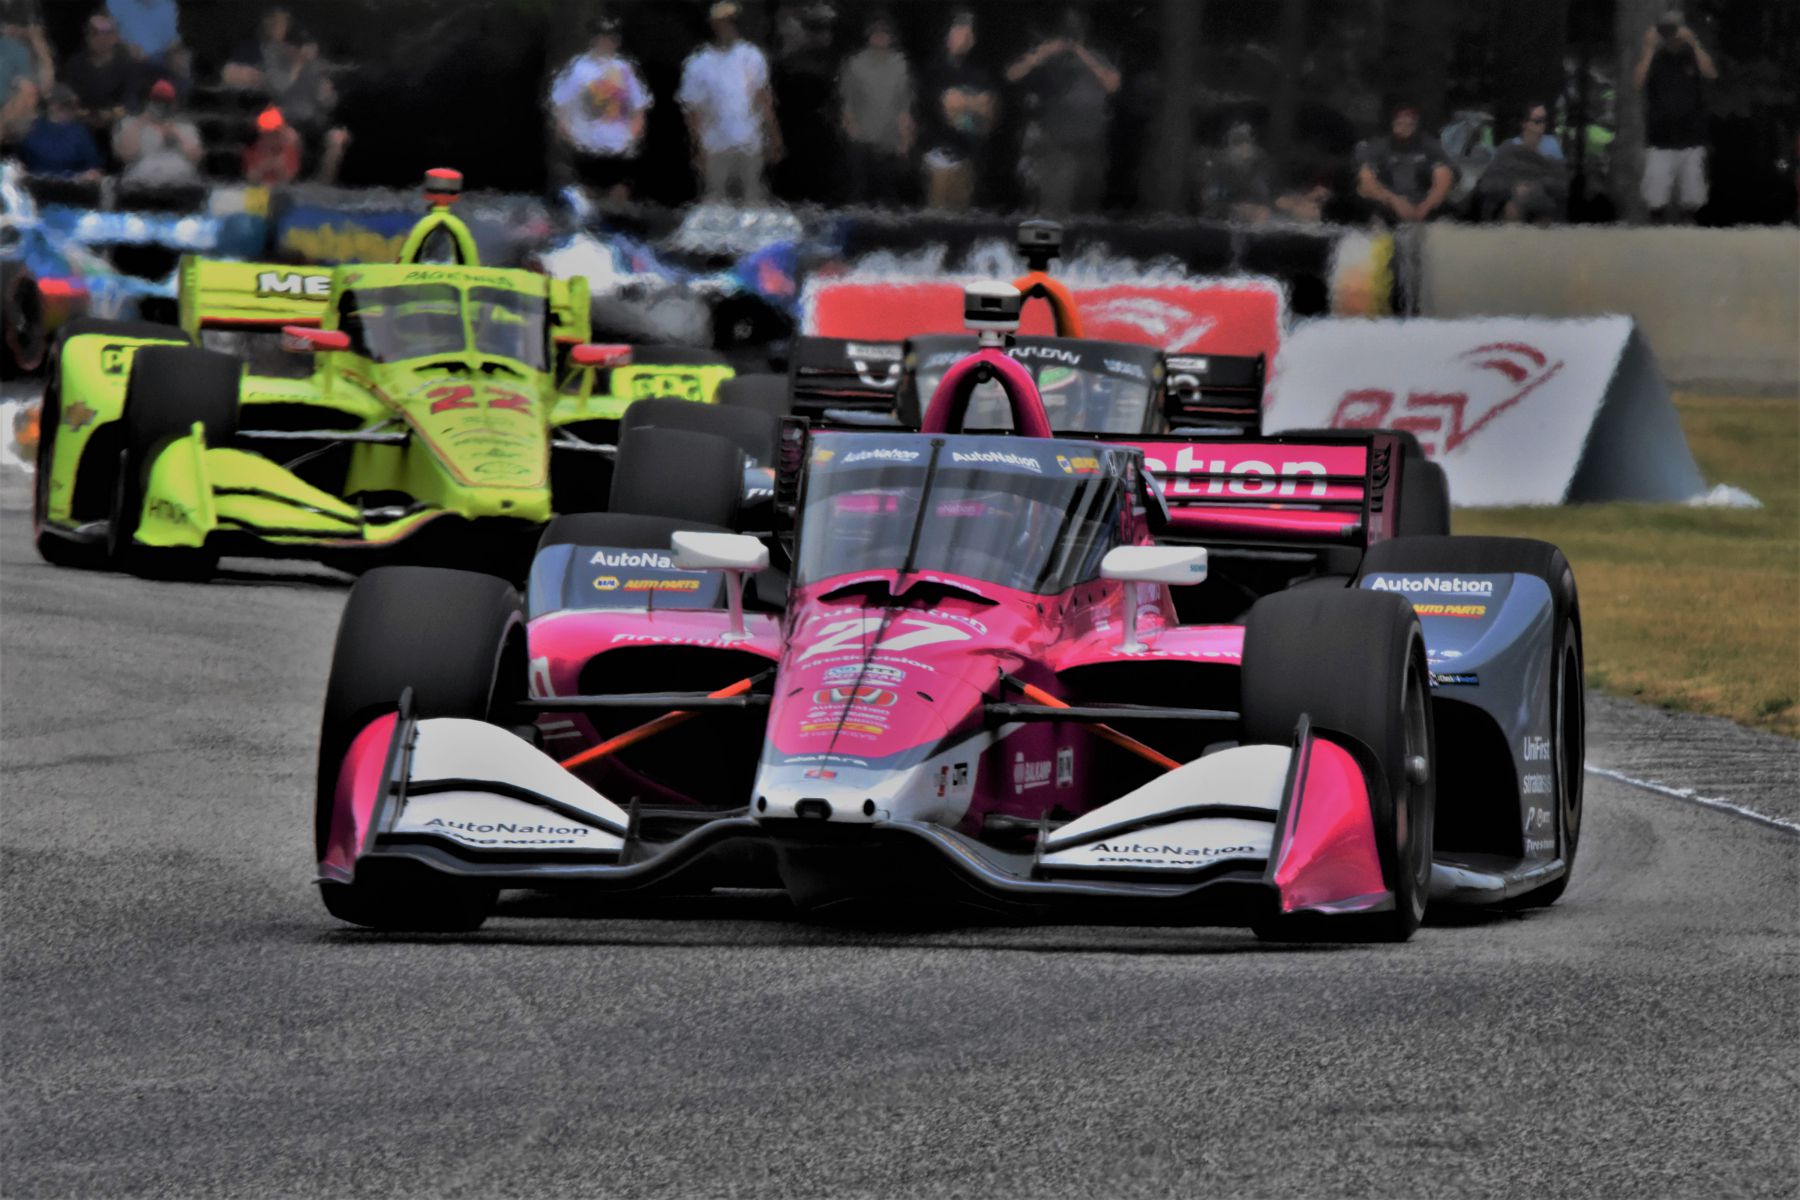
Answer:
(798, 617, 969, 661)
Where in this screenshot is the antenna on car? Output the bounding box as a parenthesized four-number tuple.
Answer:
(964, 281, 1022, 351)
(1016, 219, 1063, 274)
(423, 167, 463, 211)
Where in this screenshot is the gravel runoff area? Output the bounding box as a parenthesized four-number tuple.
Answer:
(1, 461, 1796, 1198)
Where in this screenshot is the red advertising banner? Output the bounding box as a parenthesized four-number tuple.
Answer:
(803, 279, 1284, 361)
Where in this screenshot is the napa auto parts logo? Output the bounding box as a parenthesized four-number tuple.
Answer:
(1328, 342, 1565, 455)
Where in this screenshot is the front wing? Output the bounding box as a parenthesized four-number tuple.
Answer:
(321, 703, 1403, 923)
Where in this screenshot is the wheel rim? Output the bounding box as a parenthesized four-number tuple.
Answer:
(1397, 642, 1433, 908)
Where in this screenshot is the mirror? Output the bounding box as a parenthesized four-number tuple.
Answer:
(672, 531, 770, 573)
(282, 325, 350, 353)
(570, 343, 632, 368)
(1100, 544, 1208, 585)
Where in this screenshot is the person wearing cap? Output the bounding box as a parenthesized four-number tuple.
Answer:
(677, 1, 782, 203)
(918, 9, 994, 210)
(242, 104, 301, 185)
(18, 82, 103, 178)
(1633, 9, 1717, 224)
(838, 11, 914, 205)
(113, 75, 201, 186)
(548, 13, 651, 202)
(1355, 103, 1454, 224)
(60, 11, 134, 131)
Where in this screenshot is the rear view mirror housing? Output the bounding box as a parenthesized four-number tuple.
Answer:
(282, 325, 350, 353)
(570, 343, 632, 368)
(672, 531, 770, 573)
(1101, 545, 1209, 586)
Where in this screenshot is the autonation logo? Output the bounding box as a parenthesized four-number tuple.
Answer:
(951, 450, 1043, 474)
(1369, 576, 1495, 597)
(590, 549, 676, 569)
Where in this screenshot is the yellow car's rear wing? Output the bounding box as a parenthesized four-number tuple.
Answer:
(178, 256, 334, 337)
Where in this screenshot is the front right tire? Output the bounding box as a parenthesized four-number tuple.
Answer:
(1241, 587, 1437, 942)
(316, 567, 527, 932)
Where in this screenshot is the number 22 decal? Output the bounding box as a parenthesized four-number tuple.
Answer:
(798, 617, 970, 661)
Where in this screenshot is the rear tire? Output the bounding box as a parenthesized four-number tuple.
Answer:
(1361, 535, 1585, 908)
(620, 396, 779, 465)
(1242, 587, 1436, 942)
(609, 424, 743, 528)
(316, 566, 526, 931)
(716, 373, 792, 422)
(0, 263, 47, 379)
(108, 344, 239, 580)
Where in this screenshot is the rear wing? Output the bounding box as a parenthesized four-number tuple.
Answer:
(177, 256, 333, 336)
(1162, 353, 1264, 433)
(787, 335, 904, 420)
(1110, 430, 1420, 551)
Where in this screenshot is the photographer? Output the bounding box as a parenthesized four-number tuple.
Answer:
(1633, 9, 1717, 224)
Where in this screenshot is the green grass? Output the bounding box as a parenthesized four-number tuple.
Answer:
(1456, 394, 1799, 737)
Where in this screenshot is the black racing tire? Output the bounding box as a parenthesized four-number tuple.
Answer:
(1361, 535, 1584, 907)
(0, 262, 47, 380)
(620, 396, 780, 465)
(609, 424, 743, 528)
(537, 511, 732, 556)
(1396, 459, 1452, 538)
(716, 373, 792, 422)
(33, 319, 190, 569)
(316, 566, 527, 931)
(1242, 587, 1436, 943)
(108, 344, 239, 580)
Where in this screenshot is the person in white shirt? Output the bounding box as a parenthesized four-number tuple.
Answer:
(549, 13, 651, 201)
(677, 1, 782, 203)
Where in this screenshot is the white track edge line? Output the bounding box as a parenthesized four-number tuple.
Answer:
(1585, 763, 1800, 835)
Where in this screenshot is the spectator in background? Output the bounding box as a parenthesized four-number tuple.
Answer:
(1, 2, 54, 106)
(677, 2, 782, 204)
(262, 27, 349, 185)
(1634, 10, 1717, 224)
(918, 8, 994, 210)
(19, 84, 103, 178)
(548, 14, 651, 203)
(770, 1, 838, 203)
(1, 76, 36, 153)
(1193, 122, 1274, 222)
(242, 104, 299, 185)
(1356, 103, 1454, 223)
(145, 39, 192, 104)
(113, 76, 200, 186)
(838, 11, 913, 205)
(61, 11, 134, 133)
(1477, 102, 1567, 223)
(222, 8, 289, 91)
(106, 0, 179, 63)
(1006, 9, 1119, 214)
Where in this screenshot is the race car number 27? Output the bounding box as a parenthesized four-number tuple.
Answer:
(798, 617, 969, 662)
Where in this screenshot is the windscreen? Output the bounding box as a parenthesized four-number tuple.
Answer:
(797, 436, 1127, 595)
(338, 284, 463, 363)
(470, 286, 548, 370)
(336, 283, 549, 368)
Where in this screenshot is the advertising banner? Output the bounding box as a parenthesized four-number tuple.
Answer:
(1264, 316, 1706, 506)
(803, 278, 1284, 361)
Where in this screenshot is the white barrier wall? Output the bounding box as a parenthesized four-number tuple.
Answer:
(1264, 316, 1707, 506)
(1420, 226, 1800, 393)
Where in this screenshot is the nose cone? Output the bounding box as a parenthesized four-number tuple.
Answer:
(403, 375, 549, 510)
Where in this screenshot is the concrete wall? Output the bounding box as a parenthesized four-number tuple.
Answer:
(1421, 226, 1800, 393)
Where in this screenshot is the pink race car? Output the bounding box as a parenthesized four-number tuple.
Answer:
(314, 287, 1584, 942)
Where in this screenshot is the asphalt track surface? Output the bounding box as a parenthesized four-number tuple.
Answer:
(3, 473, 1796, 1199)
